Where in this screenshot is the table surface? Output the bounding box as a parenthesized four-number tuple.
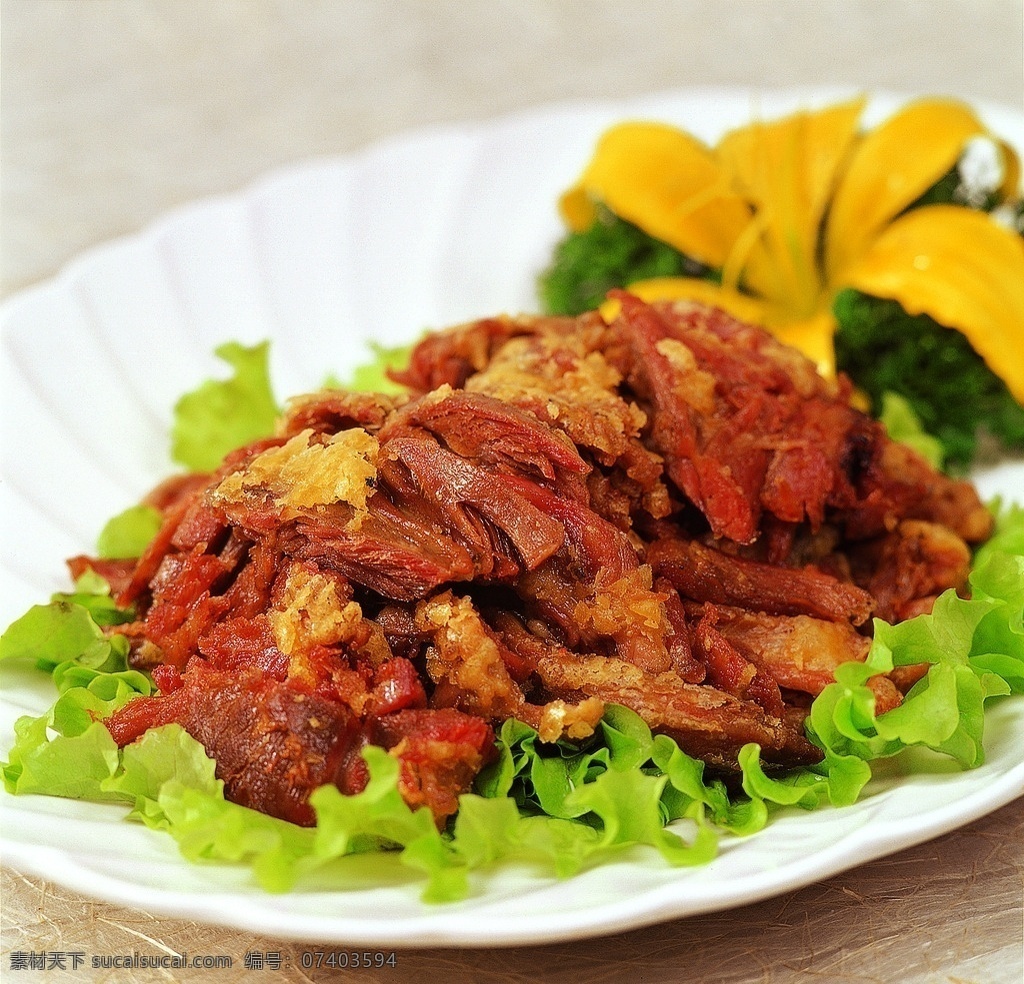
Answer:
(2, 2, 1023, 981)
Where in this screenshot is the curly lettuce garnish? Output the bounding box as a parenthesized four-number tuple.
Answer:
(809, 507, 1024, 781)
(171, 340, 280, 471)
(876, 391, 945, 471)
(346, 340, 415, 395)
(96, 504, 164, 560)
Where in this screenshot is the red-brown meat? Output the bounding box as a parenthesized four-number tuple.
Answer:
(86, 294, 992, 829)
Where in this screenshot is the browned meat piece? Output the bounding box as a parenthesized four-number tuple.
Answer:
(277, 503, 476, 601)
(389, 315, 539, 392)
(66, 554, 138, 598)
(500, 472, 638, 580)
(106, 645, 491, 827)
(106, 661, 363, 826)
(657, 578, 707, 683)
(365, 709, 496, 823)
(648, 536, 874, 625)
(867, 675, 904, 716)
(491, 611, 815, 768)
(416, 591, 605, 742)
(482, 474, 679, 673)
(278, 390, 404, 438)
(373, 602, 430, 662)
(850, 519, 973, 622)
(211, 395, 598, 599)
(689, 605, 785, 718)
(525, 640, 821, 770)
(699, 603, 872, 696)
(137, 549, 235, 668)
(464, 327, 672, 530)
(379, 437, 567, 575)
(215, 443, 563, 601)
(379, 388, 591, 502)
(876, 441, 994, 544)
(391, 311, 610, 393)
(569, 566, 676, 673)
(417, 591, 528, 721)
(464, 330, 645, 463)
(759, 398, 882, 529)
(611, 292, 891, 545)
(112, 477, 219, 608)
(616, 293, 763, 543)
(142, 471, 216, 513)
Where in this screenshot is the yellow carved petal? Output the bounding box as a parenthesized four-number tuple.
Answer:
(826, 99, 987, 282)
(567, 122, 752, 267)
(559, 184, 598, 231)
(715, 98, 865, 312)
(842, 205, 1024, 403)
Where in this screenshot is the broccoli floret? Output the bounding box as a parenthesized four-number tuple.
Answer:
(833, 289, 1024, 469)
(539, 206, 711, 316)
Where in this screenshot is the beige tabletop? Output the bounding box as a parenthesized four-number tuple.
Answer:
(2, 2, 1023, 981)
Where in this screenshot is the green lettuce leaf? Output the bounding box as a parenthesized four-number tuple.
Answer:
(967, 506, 1024, 691)
(2, 676, 144, 799)
(167, 337, 413, 472)
(808, 504, 1024, 773)
(0, 578, 146, 693)
(346, 341, 414, 395)
(171, 341, 280, 472)
(473, 705, 746, 873)
(52, 571, 136, 628)
(878, 391, 945, 469)
(0, 600, 108, 672)
(7, 714, 468, 901)
(310, 747, 467, 901)
(96, 504, 163, 560)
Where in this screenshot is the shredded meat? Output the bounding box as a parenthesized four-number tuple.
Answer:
(696, 603, 871, 696)
(646, 537, 874, 625)
(89, 295, 992, 827)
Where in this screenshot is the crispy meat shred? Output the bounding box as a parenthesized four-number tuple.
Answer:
(96, 296, 992, 828)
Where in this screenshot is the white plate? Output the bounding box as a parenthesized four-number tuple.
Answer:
(1, 87, 1022, 947)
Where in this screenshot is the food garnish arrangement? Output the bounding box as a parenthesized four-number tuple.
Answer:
(2, 96, 1023, 903)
